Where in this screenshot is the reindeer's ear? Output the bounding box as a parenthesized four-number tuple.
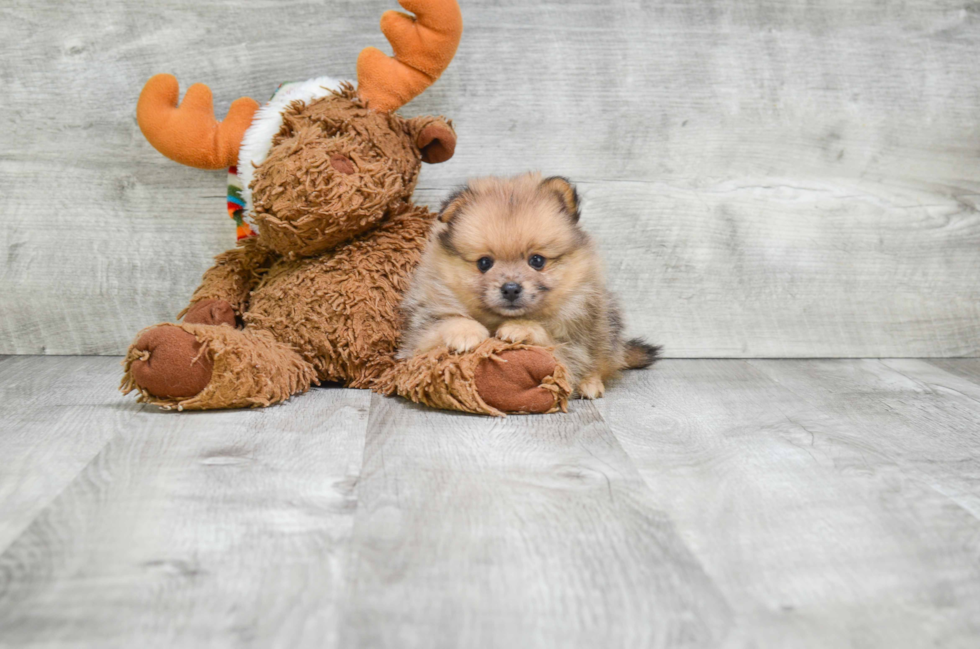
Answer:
(410, 116, 457, 164)
(541, 176, 581, 223)
(438, 186, 469, 223)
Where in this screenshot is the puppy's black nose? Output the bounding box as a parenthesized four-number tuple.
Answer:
(501, 282, 523, 302)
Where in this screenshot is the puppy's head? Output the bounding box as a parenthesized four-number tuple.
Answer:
(433, 172, 593, 319)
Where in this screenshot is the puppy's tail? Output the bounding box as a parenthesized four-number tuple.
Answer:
(624, 338, 661, 370)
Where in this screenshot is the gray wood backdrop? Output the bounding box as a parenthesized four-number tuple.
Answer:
(2, 0, 979, 357)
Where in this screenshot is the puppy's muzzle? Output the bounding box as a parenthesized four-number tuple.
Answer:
(500, 282, 523, 303)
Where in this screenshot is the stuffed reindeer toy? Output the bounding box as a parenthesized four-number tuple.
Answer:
(121, 0, 571, 416)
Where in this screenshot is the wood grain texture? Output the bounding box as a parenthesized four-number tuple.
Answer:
(928, 358, 980, 384)
(750, 358, 980, 525)
(338, 394, 731, 649)
(600, 360, 980, 648)
(0, 357, 122, 553)
(3, 357, 980, 646)
(0, 358, 372, 648)
(1, 1, 978, 356)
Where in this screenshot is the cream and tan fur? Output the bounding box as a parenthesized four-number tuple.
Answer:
(399, 172, 659, 398)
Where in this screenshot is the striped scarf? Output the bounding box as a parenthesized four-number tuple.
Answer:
(227, 166, 256, 240)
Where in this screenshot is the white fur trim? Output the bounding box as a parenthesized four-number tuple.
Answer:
(237, 76, 349, 217)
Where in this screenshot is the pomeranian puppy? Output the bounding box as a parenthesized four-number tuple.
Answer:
(398, 172, 659, 399)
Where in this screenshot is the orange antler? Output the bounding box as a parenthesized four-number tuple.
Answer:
(136, 74, 259, 170)
(356, 0, 463, 112)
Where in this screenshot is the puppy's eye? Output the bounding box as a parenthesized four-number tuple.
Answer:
(528, 254, 546, 270)
(477, 257, 494, 273)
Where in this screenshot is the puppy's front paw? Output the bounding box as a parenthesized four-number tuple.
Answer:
(495, 320, 552, 346)
(439, 318, 490, 354)
(577, 374, 605, 400)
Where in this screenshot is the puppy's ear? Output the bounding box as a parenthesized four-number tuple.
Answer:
(541, 176, 581, 223)
(409, 116, 457, 164)
(438, 187, 470, 223)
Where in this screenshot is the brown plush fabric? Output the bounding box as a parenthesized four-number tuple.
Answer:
(182, 298, 237, 327)
(122, 323, 316, 411)
(474, 347, 568, 414)
(381, 338, 571, 416)
(127, 326, 213, 399)
(412, 118, 457, 164)
(249, 87, 425, 257)
(244, 202, 434, 389)
(329, 154, 356, 175)
(180, 237, 273, 318)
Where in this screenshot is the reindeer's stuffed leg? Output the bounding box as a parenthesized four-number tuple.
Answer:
(121, 323, 316, 410)
(378, 338, 572, 416)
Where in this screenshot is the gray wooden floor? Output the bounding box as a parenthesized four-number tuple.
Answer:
(1, 356, 979, 648)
